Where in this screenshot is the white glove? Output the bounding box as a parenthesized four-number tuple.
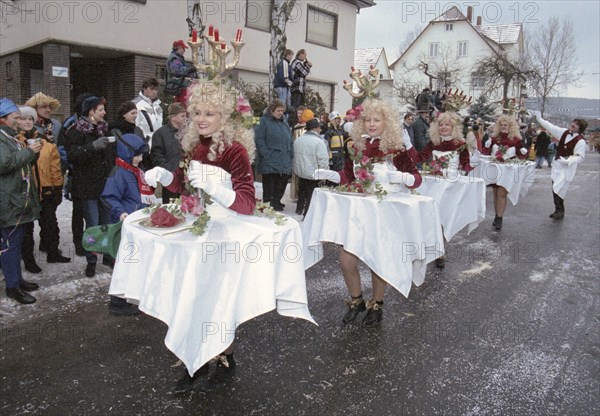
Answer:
(402, 129, 413, 150)
(485, 139, 492, 148)
(469, 150, 480, 164)
(557, 157, 569, 165)
(529, 109, 541, 119)
(285, 79, 293, 87)
(187, 168, 236, 208)
(520, 147, 528, 155)
(503, 146, 516, 160)
(387, 171, 415, 187)
(568, 157, 579, 166)
(144, 167, 173, 187)
(313, 169, 341, 183)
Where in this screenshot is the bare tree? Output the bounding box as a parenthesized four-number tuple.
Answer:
(269, 0, 297, 94)
(186, 0, 205, 68)
(528, 16, 582, 117)
(397, 25, 424, 57)
(472, 50, 532, 111)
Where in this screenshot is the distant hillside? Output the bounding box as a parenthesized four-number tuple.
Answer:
(524, 97, 600, 119)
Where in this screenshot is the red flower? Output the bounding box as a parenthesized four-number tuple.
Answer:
(180, 194, 204, 216)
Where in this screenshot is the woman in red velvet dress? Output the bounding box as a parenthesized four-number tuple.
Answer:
(406, 111, 477, 173)
(482, 114, 528, 230)
(143, 81, 256, 393)
(314, 98, 421, 326)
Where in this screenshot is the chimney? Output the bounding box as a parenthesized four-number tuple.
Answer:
(467, 6, 473, 22)
(476, 16, 482, 26)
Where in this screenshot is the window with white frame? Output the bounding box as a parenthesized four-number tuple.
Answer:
(457, 41, 468, 57)
(445, 23, 453, 31)
(246, 0, 272, 32)
(429, 42, 440, 58)
(306, 5, 338, 48)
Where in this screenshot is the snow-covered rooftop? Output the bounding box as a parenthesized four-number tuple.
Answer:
(354, 48, 383, 74)
(476, 24, 522, 45)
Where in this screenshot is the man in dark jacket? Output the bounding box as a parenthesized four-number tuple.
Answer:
(150, 102, 187, 203)
(324, 111, 345, 171)
(165, 40, 197, 99)
(412, 111, 430, 152)
(274, 49, 294, 110)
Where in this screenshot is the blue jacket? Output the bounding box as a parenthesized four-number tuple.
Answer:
(274, 58, 292, 88)
(254, 112, 293, 175)
(101, 134, 149, 223)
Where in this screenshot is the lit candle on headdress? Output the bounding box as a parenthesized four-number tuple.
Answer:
(208, 25, 214, 37)
(236, 29, 242, 42)
(214, 29, 219, 41)
(192, 29, 197, 42)
(221, 41, 226, 50)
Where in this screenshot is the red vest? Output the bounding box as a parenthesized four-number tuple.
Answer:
(555, 130, 583, 160)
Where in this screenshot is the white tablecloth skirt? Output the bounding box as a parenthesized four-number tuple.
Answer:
(301, 189, 445, 298)
(417, 175, 486, 241)
(109, 208, 316, 375)
(551, 161, 578, 198)
(468, 157, 536, 205)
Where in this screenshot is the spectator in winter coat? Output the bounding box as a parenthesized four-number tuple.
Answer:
(133, 77, 163, 148)
(150, 102, 187, 203)
(274, 49, 294, 110)
(412, 111, 431, 152)
(65, 96, 116, 278)
(166, 40, 198, 103)
(254, 99, 293, 211)
(534, 130, 552, 169)
(402, 113, 415, 145)
(0, 98, 42, 304)
(290, 49, 312, 109)
(324, 111, 346, 171)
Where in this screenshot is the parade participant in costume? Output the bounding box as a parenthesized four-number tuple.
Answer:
(101, 133, 155, 316)
(144, 80, 256, 392)
(405, 111, 479, 174)
(529, 111, 587, 220)
(313, 98, 421, 325)
(482, 114, 528, 230)
(0, 98, 42, 304)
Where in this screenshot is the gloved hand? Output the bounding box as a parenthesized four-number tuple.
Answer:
(285, 79, 293, 87)
(470, 150, 481, 164)
(144, 167, 174, 187)
(520, 147, 528, 155)
(187, 168, 236, 207)
(485, 139, 492, 148)
(568, 156, 579, 166)
(503, 146, 516, 160)
(557, 157, 569, 165)
(387, 171, 415, 186)
(313, 169, 341, 183)
(528, 109, 541, 119)
(92, 136, 111, 151)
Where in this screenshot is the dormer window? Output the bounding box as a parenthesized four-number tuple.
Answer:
(445, 23, 453, 31)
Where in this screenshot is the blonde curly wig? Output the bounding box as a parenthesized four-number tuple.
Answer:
(181, 81, 255, 162)
(429, 112, 465, 146)
(492, 114, 521, 139)
(350, 99, 403, 153)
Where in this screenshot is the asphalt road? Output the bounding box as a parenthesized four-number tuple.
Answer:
(1, 153, 598, 416)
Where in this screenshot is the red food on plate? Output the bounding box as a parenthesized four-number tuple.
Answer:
(150, 207, 180, 227)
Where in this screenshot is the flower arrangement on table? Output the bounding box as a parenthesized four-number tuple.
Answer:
(254, 200, 287, 225)
(422, 155, 450, 176)
(329, 147, 388, 202)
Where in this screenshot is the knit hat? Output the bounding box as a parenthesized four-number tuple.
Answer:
(18, 106, 37, 121)
(25, 92, 60, 111)
(117, 101, 137, 118)
(300, 109, 315, 123)
(81, 96, 106, 116)
(168, 102, 186, 117)
(0, 98, 19, 117)
(305, 118, 320, 130)
(173, 40, 188, 50)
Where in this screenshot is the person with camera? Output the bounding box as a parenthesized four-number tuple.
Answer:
(290, 49, 312, 109)
(0, 98, 43, 304)
(65, 96, 116, 277)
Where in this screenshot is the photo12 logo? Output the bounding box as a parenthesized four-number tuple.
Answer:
(1, 1, 140, 24)
(400, 2, 540, 24)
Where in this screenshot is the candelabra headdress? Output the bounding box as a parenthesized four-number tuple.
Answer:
(443, 88, 471, 112)
(187, 25, 245, 80)
(342, 65, 381, 99)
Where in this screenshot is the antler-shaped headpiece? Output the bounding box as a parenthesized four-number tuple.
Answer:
(444, 88, 471, 112)
(342, 65, 380, 98)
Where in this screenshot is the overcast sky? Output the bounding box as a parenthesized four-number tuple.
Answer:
(356, 0, 600, 100)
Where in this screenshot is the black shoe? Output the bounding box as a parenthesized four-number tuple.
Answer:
(342, 296, 366, 324)
(173, 364, 210, 394)
(273, 205, 284, 212)
(38, 243, 47, 252)
(109, 303, 140, 316)
(20, 279, 40, 292)
(47, 253, 71, 263)
(494, 217, 503, 231)
(85, 263, 96, 277)
(75, 246, 86, 256)
(549, 211, 564, 220)
(492, 215, 499, 228)
(362, 300, 383, 326)
(206, 354, 237, 389)
(102, 257, 115, 268)
(6, 287, 36, 304)
(23, 259, 43, 274)
(435, 256, 446, 269)
(295, 208, 303, 215)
